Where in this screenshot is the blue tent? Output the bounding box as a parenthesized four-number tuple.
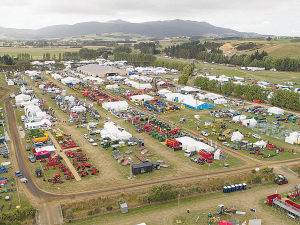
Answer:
(183, 102, 213, 110)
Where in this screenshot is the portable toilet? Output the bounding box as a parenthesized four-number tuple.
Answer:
(223, 186, 228, 193)
(227, 186, 231, 193)
(120, 202, 128, 214)
(239, 184, 242, 191)
(231, 185, 235, 192)
(242, 183, 247, 190)
(235, 184, 239, 191)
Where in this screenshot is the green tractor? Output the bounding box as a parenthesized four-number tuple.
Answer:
(274, 174, 288, 185)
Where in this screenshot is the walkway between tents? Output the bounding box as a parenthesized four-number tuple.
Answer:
(47, 131, 82, 181)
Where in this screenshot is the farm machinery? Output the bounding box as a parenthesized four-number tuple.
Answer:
(287, 185, 300, 201)
(274, 174, 288, 185)
(48, 174, 64, 185)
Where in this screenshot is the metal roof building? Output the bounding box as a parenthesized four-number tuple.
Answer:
(77, 64, 128, 77)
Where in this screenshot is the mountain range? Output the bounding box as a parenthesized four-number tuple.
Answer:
(0, 19, 261, 39)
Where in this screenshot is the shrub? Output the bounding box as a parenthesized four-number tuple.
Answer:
(151, 185, 161, 193)
(137, 194, 150, 204)
(251, 169, 256, 174)
(87, 210, 94, 216)
(252, 175, 262, 184)
(161, 183, 172, 191)
(224, 181, 231, 186)
(65, 209, 73, 219)
(106, 205, 113, 211)
(93, 207, 101, 214)
(117, 198, 125, 205)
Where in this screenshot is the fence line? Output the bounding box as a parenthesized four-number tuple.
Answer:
(281, 165, 300, 178)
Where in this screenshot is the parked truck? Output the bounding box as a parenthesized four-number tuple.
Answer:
(166, 139, 182, 151)
(184, 150, 198, 157)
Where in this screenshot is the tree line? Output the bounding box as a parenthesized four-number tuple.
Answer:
(114, 52, 156, 66)
(193, 76, 269, 102)
(133, 42, 161, 55)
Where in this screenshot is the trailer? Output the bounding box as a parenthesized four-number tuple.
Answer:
(166, 139, 182, 151)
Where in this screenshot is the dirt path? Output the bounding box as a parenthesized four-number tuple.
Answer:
(47, 131, 82, 181)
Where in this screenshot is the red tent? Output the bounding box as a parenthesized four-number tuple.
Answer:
(70, 112, 79, 118)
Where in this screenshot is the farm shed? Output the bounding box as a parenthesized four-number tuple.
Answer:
(102, 101, 129, 112)
(132, 162, 153, 175)
(120, 202, 128, 214)
(214, 98, 228, 104)
(230, 131, 244, 142)
(268, 107, 284, 115)
(183, 99, 213, 110)
(77, 65, 127, 77)
(285, 132, 300, 144)
(130, 95, 154, 102)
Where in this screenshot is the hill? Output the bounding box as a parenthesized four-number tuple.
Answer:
(0, 19, 261, 39)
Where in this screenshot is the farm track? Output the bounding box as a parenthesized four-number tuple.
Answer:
(6, 76, 300, 224)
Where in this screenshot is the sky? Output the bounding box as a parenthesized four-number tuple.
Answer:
(1, 0, 300, 36)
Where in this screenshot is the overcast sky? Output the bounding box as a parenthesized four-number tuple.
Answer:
(1, 0, 300, 36)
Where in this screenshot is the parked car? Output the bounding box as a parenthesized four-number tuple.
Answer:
(231, 145, 238, 150)
(28, 155, 36, 163)
(88, 138, 94, 143)
(19, 126, 23, 131)
(201, 131, 209, 137)
(222, 142, 230, 147)
(83, 134, 89, 139)
(252, 134, 261, 139)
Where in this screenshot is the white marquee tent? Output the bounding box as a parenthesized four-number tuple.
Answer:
(268, 107, 284, 115)
(130, 95, 154, 101)
(242, 118, 258, 128)
(285, 132, 300, 144)
(253, 140, 267, 148)
(175, 136, 214, 152)
(15, 94, 31, 104)
(102, 101, 129, 112)
(231, 131, 244, 142)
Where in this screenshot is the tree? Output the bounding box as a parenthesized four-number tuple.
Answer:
(102, 52, 108, 59)
(267, 37, 272, 41)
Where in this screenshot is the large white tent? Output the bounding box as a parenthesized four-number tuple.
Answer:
(253, 140, 267, 148)
(175, 136, 214, 152)
(232, 115, 247, 122)
(15, 94, 31, 104)
(102, 101, 129, 112)
(214, 98, 228, 104)
(117, 130, 132, 140)
(165, 93, 194, 103)
(106, 84, 119, 90)
(35, 146, 56, 153)
(242, 118, 258, 128)
(130, 95, 154, 101)
(231, 131, 244, 142)
(61, 77, 81, 85)
(285, 132, 300, 144)
(268, 107, 284, 115)
(158, 89, 172, 95)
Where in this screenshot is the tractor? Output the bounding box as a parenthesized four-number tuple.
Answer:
(287, 185, 300, 201)
(274, 174, 288, 185)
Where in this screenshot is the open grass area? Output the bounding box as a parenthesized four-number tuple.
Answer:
(71, 182, 290, 225)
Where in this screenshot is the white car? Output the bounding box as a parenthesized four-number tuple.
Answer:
(201, 131, 209, 137)
(92, 143, 98, 146)
(88, 138, 94, 143)
(222, 142, 230, 147)
(84, 134, 89, 139)
(252, 134, 261, 139)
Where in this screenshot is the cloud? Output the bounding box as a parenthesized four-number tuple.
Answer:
(0, 0, 299, 36)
